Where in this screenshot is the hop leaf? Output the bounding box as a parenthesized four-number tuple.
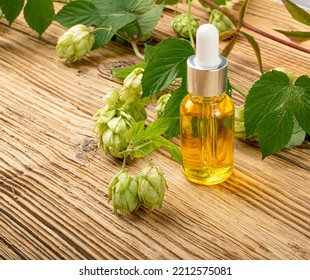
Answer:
(138, 165, 168, 211)
(198, 0, 227, 9)
(56, 24, 95, 62)
(244, 70, 310, 158)
(274, 67, 295, 84)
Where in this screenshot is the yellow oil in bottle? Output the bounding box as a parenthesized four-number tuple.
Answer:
(180, 92, 234, 185)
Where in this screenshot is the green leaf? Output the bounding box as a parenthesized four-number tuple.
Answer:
(54, 1, 136, 49)
(220, 29, 236, 41)
(128, 135, 182, 163)
(92, 14, 136, 49)
(152, 136, 183, 163)
(281, 0, 310, 26)
(55, 0, 162, 49)
(129, 0, 158, 15)
(241, 31, 264, 74)
(127, 117, 176, 145)
(156, 0, 180, 4)
(198, 0, 226, 9)
(125, 118, 182, 163)
(144, 44, 156, 63)
(222, 33, 238, 57)
(142, 38, 195, 97)
(119, 4, 163, 38)
(112, 63, 146, 79)
(0, 0, 24, 25)
(226, 79, 232, 97)
(258, 108, 294, 159)
(91, 0, 157, 15)
(295, 75, 310, 91)
(135, 4, 163, 36)
(244, 70, 310, 158)
(23, 0, 54, 36)
(294, 75, 310, 134)
(130, 140, 161, 158)
(126, 121, 145, 143)
(54, 1, 101, 27)
(245, 71, 290, 137)
(145, 117, 177, 137)
(90, 0, 162, 39)
(274, 30, 310, 42)
(162, 83, 187, 138)
(238, 0, 249, 30)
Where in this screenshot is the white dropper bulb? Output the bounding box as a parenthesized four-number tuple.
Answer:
(194, 24, 221, 69)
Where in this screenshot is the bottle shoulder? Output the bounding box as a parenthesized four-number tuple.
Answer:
(182, 92, 232, 103)
(181, 93, 234, 107)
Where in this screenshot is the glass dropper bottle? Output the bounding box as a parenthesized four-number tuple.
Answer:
(180, 24, 234, 185)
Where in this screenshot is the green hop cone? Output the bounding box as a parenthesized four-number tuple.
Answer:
(155, 93, 171, 118)
(119, 67, 149, 122)
(209, 6, 233, 33)
(120, 68, 144, 104)
(93, 104, 135, 158)
(235, 104, 244, 123)
(140, 93, 156, 106)
(171, 14, 199, 39)
(234, 105, 246, 139)
(108, 169, 140, 215)
(56, 24, 95, 62)
(234, 105, 258, 141)
(124, 102, 147, 123)
(138, 165, 168, 211)
(104, 89, 122, 109)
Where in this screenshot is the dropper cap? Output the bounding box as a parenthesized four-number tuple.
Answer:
(187, 24, 228, 97)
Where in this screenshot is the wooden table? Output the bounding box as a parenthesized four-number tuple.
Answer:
(0, 0, 309, 260)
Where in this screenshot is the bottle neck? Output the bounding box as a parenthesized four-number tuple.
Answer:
(187, 55, 228, 98)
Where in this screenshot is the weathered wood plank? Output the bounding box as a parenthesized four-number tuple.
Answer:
(0, 0, 309, 260)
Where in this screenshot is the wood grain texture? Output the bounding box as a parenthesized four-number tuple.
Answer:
(0, 0, 309, 260)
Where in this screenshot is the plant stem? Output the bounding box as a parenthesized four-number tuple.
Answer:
(202, 0, 310, 54)
(93, 27, 113, 33)
(231, 83, 247, 98)
(122, 156, 127, 170)
(131, 41, 145, 60)
(242, 21, 310, 54)
(95, 28, 145, 60)
(187, 0, 195, 49)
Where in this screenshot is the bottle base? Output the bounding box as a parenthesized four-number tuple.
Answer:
(182, 166, 233, 185)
